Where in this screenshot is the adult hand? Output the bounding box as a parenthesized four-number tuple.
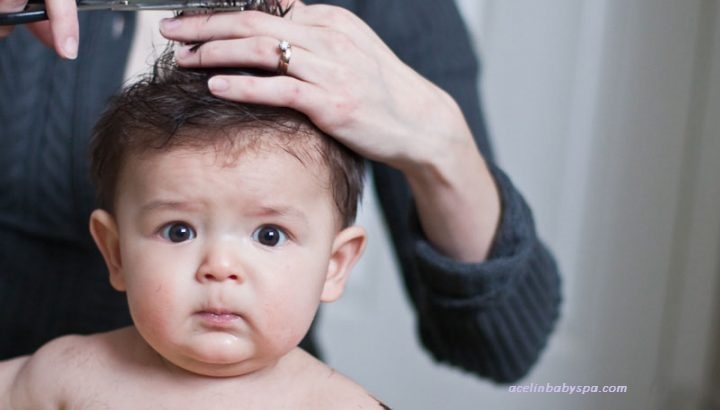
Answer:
(160, 2, 472, 171)
(0, 0, 78, 59)
(160, 2, 501, 262)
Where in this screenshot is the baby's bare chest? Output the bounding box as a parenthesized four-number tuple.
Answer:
(63, 373, 325, 410)
(67, 388, 298, 409)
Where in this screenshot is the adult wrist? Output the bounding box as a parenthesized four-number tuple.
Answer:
(402, 136, 501, 262)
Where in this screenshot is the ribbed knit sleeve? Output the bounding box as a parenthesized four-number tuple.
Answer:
(350, 0, 563, 382)
(410, 164, 561, 382)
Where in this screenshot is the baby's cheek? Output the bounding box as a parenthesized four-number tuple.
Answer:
(127, 287, 163, 329)
(126, 289, 178, 359)
(124, 272, 175, 330)
(260, 291, 318, 352)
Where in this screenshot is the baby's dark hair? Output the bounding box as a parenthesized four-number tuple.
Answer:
(90, 50, 364, 227)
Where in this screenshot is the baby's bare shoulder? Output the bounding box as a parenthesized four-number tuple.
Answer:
(1, 334, 95, 408)
(312, 369, 390, 409)
(29, 330, 124, 372)
(289, 350, 390, 409)
(23, 334, 112, 384)
(5, 328, 137, 408)
(0, 355, 29, 409)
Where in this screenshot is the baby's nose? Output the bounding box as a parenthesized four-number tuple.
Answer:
(196, 243, 244, 283)
(200, 269, 241, 282)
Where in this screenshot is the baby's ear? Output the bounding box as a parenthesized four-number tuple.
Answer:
(321, 225, 367, 303)
(89, 210, 126, 291)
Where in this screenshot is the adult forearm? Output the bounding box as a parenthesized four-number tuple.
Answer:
(404, 129, 501, 263)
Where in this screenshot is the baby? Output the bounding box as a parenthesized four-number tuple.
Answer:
(0, 51, 389, 409)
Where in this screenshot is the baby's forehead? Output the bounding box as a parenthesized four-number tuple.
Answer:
(133, 135, 327, 173)
(117, 140, 344, 227)
(129, 125, 324, 164)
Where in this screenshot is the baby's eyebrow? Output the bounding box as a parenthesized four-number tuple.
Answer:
(248, 205, 308, 224)
(139, 200, 206, 213)
(139, 201, 309, 224)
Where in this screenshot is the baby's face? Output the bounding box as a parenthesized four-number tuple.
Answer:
(108, 144, 343, 376)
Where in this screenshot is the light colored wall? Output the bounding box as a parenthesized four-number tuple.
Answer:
(317, 1, 720, 409)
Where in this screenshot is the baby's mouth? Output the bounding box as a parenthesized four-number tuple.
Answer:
(195, 309, 242, 326)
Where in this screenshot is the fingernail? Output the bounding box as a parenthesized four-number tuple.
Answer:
(208, 77, 229, 92)
(161, 18, 181, 31)
(64, 37, 78, 60)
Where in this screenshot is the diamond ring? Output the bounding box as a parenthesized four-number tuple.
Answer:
(277, 40, 292, 75)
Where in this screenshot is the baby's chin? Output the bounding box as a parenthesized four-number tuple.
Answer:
(161, 353, 280, 378)
(157, 343, 286, 378)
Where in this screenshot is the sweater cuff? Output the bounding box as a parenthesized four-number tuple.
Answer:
(410, 162, 536, 306)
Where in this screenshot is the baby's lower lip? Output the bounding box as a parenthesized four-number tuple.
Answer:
(196, 311, 241, 325)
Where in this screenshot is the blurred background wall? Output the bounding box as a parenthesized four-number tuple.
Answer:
(317, 1, 720, 409)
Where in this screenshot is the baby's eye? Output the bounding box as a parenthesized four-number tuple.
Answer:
(160, 222, 196, 243)
(252, 225, 288, 247)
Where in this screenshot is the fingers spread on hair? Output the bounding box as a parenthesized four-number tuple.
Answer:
(160, 10, 301, 44)
(207, 74, 321, 114)
(175, 37, 328, 83)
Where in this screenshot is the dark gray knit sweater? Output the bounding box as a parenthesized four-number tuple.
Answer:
(0, 0, 561, 383)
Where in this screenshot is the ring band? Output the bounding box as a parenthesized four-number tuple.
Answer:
(277, 40, 292, 75)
